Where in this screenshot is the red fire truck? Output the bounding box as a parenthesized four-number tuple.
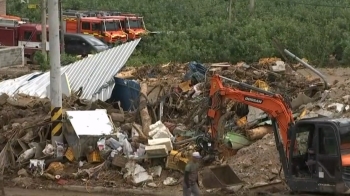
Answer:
(101, 14, 148, 40)
(0, 18, 46, 61)
(61, 16, 128, 44)
(62, 10, 149, 41)
(0, 17, 109, 62)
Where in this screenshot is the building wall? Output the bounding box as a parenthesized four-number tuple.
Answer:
(0, 0, 6, 15)
(0, 46, 25, 67)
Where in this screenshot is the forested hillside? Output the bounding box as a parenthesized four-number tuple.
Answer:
(6, 0, 350, 66)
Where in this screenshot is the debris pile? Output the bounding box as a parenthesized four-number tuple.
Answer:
(0, 57, 348, 191)
(230, 133, 281, 186)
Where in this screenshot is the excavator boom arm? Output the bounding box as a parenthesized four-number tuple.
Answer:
(207, 74, 294, 150)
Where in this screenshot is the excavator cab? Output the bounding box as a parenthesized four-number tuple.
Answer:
(287, 118, 350, 194)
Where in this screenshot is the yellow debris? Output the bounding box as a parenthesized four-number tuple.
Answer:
(178, 80, 192, 92)
(166, 150, 189, 172)
(298, 108, 308, 119)
(258, 57, 281, 66)
(253, 80, 270, 91)
(236, 116, 247, 127)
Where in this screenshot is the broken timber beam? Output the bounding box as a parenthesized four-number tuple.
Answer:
(139, 83, 152, 136)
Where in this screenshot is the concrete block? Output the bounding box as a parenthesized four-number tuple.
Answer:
(148, 138, 173, 152)
(145, 145, 168, 156)
(0, 46, 25, 67)
(132, 171, 151, 184)
(271, 61, 286, 72)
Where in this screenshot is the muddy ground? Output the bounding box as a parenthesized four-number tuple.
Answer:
(4, 188, 116, 196)
(0, 64, 348, 196)
(3, 187, 188, 196)
(0, 65, 34, 80)
(3, 187, 227, 196)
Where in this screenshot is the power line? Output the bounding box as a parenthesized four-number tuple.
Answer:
(228, 0, 232, 23)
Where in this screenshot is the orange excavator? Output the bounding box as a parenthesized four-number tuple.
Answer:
(201, 74, 350, 194)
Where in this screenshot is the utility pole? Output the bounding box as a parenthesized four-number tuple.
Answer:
(41, 0, 47, 58)
(48, 0, 63, 156)
(249, 0, 255, 16)
(228, 0, 232, 23)
(59, 0, 65, 54)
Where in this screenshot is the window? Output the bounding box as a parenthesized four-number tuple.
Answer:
(24, 31, 33, 40)
(296, 132, 310, 155)
(36, 32, 49, 42)
(103, 21, 119, 31)
(120, 20, 126, 29)
(319, 127, 337, 155)
(292, 124, 316, 156)
(78, 39, 88, 46)
(128, 19, 140, 28)
(64, 36, 73, 45)
(67, 37, 88, 46)
(64, 36, 79, 45)
(81, 22, 90, 30)
(86, 36, 105, 46)
(37, 34, 41, 41)
(340, 126, 350, 152)
(92, 23, 102, 31)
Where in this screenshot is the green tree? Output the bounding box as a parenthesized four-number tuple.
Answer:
(7, 0, 350, 66)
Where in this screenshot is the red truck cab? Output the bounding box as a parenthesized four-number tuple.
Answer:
(101, 15, 147, 40)
(0, 18, 44, 61)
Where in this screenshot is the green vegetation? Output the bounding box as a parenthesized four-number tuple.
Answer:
(7, 0, 350, 66)
(33, 51, 49, 71)
(33, 51, 79, 71)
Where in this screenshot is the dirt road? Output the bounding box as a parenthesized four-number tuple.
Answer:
(4, 188, 156, 196)
(3, 187, 225, 196)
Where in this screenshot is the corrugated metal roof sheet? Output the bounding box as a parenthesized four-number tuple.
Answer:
(0, 72, 41, 95)
(18, 66, 71, 97)
(65, 38, 141, 99)
(0, 39, 140, 101)
(90, 77, 115, 102)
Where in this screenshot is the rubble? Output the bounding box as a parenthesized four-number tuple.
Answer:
(0, 58, 349, 194)
(124, 161, 152, 185)
(230, 133, 281, 186)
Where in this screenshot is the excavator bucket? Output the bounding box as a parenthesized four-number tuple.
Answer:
(201, 165, 243, 189)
